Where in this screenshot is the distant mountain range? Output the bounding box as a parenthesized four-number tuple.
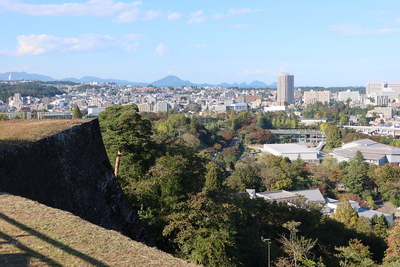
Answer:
(0, 72, 277, 88)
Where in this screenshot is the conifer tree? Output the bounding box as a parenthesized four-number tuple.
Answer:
(99, 104, 153, 178)
(331, 199, 359, 229)
(203, 161, 223, 192)
(72, 105, 83, 119)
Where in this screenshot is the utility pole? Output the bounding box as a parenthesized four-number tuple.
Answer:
(264, 238, 271, 267)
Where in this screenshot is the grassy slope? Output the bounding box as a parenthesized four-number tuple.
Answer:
(0, 193, 198, 267)
(0, 119, 93, 151)
(0, 120, 198, 266)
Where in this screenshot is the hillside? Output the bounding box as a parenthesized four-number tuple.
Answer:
(0, 193, 198, 267)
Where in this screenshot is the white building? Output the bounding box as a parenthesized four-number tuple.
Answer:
(331, 139, 400, 166)
(261, 143, 321, 164)
(303, 90, 330, 105)
(137, 103, 153, 112)
(366, 81, 400, 97)
(87, 107, 106, 116)
(232, 103, 248, 112)
(264, 105, 286, 112)
(300, 118, 330, 126)
(366, 106, 393, 118)
(153, 101, 171, 112)
(337, 90, 360, 103)
(250, 188, 393, 224)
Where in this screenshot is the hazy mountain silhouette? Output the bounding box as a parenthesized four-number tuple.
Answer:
(0, 72, 275, 88)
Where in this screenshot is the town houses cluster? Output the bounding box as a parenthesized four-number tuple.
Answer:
(1, 75, 400, 128)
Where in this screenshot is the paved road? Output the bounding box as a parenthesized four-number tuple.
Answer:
(376, 201, 399, 219)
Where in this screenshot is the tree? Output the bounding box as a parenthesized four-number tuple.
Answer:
(72, 105, 83, 119)
(372, 214, 389, 240)
(383, 221, 400, 264)
(325, 125, 342, 150)
(335, 239, 375, 267)
(341, 151, 370, 195)
(226, 166, 261, 192)
(277, 221, 319, 266)
(203, 161, 224, 192)
(163, 193, 237, 267)
(331, 199, 359, 229)
(257, 111, 272, 129)
(150, 155, 204, 207)
(99, 104, 153, 178)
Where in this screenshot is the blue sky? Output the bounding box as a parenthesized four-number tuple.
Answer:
(1, 0, 400, 86)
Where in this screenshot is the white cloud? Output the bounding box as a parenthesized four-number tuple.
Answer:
(168, 12, 182, 21)
(329, 23, 400, 36)
(122, 34, 147, 40)
(0, 33, 145, 56)
(189, 44, 206, 48)
(188, 17, 206, 24)
(154, 43, 170, 56)
(119, 34, 146, 51)
(113, 9, 160, 23)
(214, 7, 261, 19)
(188, 10, 205, 24)
(228, 8, 261, 15)
(230, 24, 259, 30)
(213, 13, 225, 19)
(191, 10, 204, 17)
(0, 0, 161, 23)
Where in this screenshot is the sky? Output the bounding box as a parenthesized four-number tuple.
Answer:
(1, 0, 400, 86)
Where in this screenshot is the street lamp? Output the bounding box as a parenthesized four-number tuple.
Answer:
(264, 238, 271, 267)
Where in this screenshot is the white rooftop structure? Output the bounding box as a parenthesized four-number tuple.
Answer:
(261, 143, 321, 164)
(250, 188, 393, 224)
(264, 105, 286, 112)
(332, 139, 400, 166)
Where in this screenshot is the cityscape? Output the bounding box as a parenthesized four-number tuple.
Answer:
(2, 0, 400, 266)
(1, 72, 399, 129)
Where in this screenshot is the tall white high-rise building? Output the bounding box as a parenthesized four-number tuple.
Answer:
(277, 72, 294, 105)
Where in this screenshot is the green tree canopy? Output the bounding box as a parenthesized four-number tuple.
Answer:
(72, 105, 83, 119)
(99, 104, 154, 178)
(331, 199, 359, 229)
(335, 238, 375, 267)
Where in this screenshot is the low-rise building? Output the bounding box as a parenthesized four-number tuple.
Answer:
(299, 118, 330, 126)
(261, 143, 321, 164)
(248, 188, 393, 224)
(332, 139, 400, 166)
(303, 90, 330, 105)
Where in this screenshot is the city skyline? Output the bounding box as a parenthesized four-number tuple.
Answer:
(1, 1, 400, 86)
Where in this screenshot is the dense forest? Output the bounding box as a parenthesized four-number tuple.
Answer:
(98, 104, 400, 267)
(0, 82, 63, 102)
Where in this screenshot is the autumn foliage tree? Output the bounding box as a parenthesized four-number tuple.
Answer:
(384, 221, 400, 265)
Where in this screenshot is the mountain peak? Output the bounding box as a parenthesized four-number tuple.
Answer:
(151, 75, 193, 87)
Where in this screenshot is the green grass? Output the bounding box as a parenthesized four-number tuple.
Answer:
(0, 193, 198, 267)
